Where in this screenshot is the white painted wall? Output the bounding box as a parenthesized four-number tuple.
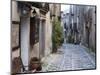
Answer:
(20, 16, 30, 70)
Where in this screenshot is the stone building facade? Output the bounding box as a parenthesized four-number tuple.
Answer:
(11, 0, 61, 73)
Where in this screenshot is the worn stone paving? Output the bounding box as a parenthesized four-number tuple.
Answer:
(41, 44, 96, 72)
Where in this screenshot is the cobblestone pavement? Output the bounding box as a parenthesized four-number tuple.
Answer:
(41, 44, 96, 72)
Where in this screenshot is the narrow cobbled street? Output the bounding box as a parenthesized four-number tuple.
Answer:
(41, 44, 96, 72)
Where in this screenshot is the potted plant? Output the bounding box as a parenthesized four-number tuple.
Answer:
(29, 57, 42, 71)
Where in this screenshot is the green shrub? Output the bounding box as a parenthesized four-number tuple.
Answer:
(52, 19, 63, 53)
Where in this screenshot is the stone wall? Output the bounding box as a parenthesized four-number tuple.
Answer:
(45, 11, 52, 56)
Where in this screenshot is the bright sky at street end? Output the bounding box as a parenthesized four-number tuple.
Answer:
(61, 4, 70, 13)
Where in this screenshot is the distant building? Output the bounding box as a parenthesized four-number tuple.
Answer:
(61, 5, 96, 52)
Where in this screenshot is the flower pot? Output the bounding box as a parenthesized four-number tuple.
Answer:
(29, 57, 42, 71)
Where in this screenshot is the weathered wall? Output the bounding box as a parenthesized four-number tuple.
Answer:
(88, 7, 96, 51)
(12, 1, 20, 21)
(12, 1, 20, 48)
(45, 11, 52, 56)
(11, 24, 19, 48)
(11, 1, 20, 59)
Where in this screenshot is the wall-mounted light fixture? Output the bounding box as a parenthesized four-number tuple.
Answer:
(32, 9, 37, 17)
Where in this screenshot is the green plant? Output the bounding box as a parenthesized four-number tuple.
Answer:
(68, 35, 74, 43)
(52, 19, 63, 53)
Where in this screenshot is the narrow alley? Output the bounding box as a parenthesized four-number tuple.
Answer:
(41, 44, 96, 72)
(11, 1, 96, 74)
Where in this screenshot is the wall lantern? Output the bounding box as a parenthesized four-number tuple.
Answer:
(32, 9, 37, 17)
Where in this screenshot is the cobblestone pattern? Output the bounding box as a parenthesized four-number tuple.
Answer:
(41, 44, 96, 72)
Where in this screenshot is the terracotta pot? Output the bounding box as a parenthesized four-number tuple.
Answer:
(29, 57, 42, 71)
(31, 62, 40, 69)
